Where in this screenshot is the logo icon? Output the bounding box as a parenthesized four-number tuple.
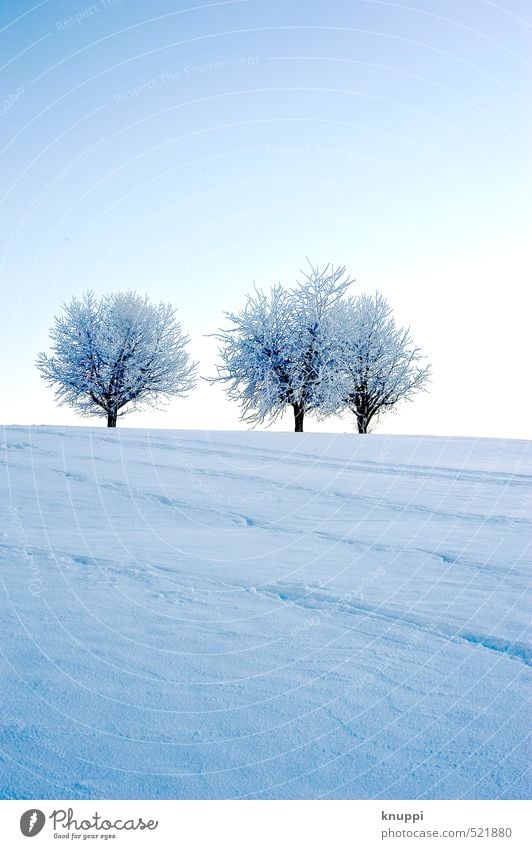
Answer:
(20, 810, 46, 837)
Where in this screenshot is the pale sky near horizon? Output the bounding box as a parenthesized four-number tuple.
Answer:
(0, 0, 530, 438)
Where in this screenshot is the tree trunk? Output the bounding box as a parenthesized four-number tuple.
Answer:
(107, 410, 118, 428)
(357, 415, 367, 434)
(293, 404, 304, 432)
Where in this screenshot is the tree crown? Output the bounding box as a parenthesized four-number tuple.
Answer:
(37, 290, 197, 423)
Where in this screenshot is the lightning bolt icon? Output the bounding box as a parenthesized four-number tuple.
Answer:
(28, 811, 38, 833)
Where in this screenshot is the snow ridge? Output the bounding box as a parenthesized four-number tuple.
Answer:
(0, 426, 530, 800)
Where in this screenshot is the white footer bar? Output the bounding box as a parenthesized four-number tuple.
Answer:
(1, 799, 529, 848)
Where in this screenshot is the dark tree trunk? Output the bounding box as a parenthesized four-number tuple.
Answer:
(107, 410, 118, 428)
(351, 383, 371, 434)
(293, 404, 304, 432)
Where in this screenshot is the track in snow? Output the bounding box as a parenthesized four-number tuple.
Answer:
(0, 426, 530, 799)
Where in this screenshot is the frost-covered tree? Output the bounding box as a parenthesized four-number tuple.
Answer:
(337, 292, 431, 433)
(213, 263, 353, 431)
(37, 290, 197, 427)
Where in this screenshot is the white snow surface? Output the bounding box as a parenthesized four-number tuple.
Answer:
(0, 426, 530, 800)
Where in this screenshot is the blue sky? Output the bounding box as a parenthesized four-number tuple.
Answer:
(0, 0, 530, 436)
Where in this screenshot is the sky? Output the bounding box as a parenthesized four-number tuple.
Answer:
(0, 0, 530, 437)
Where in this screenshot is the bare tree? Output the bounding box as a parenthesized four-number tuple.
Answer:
(37, 290, 197, 427)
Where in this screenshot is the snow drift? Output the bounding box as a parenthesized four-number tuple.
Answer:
(0, 426, 530, 799)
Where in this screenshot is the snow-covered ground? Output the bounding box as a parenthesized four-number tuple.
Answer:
(0, 426, 530, 800)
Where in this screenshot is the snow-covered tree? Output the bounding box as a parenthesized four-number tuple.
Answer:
(37, 290, 197, 427)
(213, 263, 353, 431)
(337, 292, 431, 433)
